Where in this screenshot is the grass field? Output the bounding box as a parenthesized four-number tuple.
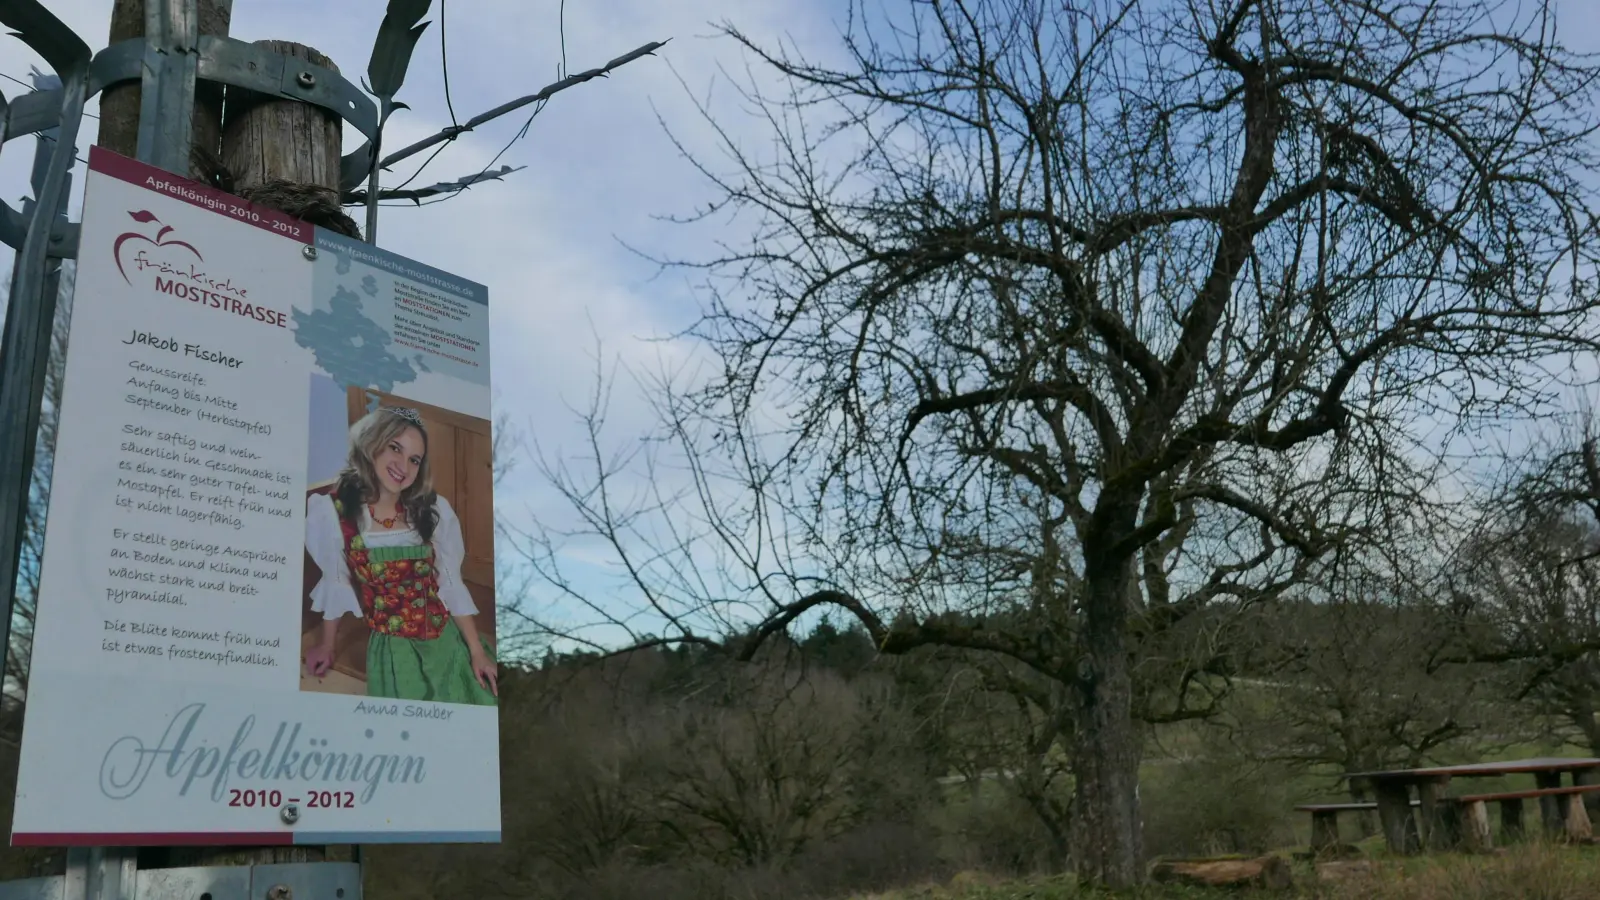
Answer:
(853, 840, 1600, 898)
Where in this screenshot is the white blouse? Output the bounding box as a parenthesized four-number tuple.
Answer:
(305, 491, 478, 620)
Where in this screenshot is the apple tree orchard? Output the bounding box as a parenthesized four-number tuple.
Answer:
(525, 0, 1600, 887)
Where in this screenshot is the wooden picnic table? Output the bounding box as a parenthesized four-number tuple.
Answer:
(1343, 757, 1600, 853)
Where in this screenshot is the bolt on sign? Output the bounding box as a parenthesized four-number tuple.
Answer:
(11, 147, 501, 846)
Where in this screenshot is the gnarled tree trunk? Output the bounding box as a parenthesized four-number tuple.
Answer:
(1070, 543, 1143, 886)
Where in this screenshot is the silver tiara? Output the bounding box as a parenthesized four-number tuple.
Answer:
(387, 406, 423, 426)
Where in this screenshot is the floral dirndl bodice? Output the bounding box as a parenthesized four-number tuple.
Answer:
(334, 498, 450, 641)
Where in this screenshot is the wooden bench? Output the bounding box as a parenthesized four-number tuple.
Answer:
(1342, 758, 1600, 854)
(1296, 801, 1417, 852)
(1452, 785, 1600, 850)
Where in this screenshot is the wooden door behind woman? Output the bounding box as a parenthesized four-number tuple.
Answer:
(300, 388, 497, 684)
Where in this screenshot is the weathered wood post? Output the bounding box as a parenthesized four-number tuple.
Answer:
(1371, 780, 1421, 854)
(1573, 767, 1600, 819)
(99, 0, 234, 184)
(221, 40, 360, 237)
(148, 41, 359, 874)
(1308, 811, 1340, 855)
(96, 8, 353, 875)
(1416, 779, 1447, 850)
(99, 3, 236, 879)
(1535, 772, 1566, 836)
(1564, 794, 1593, 843)
(1461, 800, 1494, 853)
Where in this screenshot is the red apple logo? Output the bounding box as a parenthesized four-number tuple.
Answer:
(113, 210, 203, 285)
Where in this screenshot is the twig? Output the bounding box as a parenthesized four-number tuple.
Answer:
(376, 39, 670, 171)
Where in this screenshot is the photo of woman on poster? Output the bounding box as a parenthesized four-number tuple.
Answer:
(303, 405, 498, 705)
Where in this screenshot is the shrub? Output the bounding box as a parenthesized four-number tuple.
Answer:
(1140, 756, 1300, 858)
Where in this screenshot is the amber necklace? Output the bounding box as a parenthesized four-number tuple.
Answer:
(369, 502, 404, 529)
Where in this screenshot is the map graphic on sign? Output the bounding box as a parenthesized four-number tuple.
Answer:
(9, 147, 500, 847)
(292, 284, 421, 394)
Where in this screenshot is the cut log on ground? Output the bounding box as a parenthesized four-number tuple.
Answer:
(1148, 856, 1293, 891)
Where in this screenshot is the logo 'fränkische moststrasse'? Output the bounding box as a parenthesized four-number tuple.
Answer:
(113, 209, 290, 329)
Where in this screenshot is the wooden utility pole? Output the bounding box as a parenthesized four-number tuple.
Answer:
(101, 0, 358, 238)
(222, 40, 360, 237)
(97, 0, 350, 875)
(98, 0, 233, 185)
(223, 41, 342, 188)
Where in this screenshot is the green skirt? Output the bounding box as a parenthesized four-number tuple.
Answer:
(366, 618, 497, 706)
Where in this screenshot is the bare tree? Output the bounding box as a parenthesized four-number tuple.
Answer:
(1476, 517, 1600, 750)
(518, 333, 1352, 870)
(1231, 574, 1511, 823)
(486, 408, 547, 665)
(521, 0, 1600, 882)
(1451, 441, 1600, 753)
(505, 657, 670, 881)
(654, 662, 921, 867)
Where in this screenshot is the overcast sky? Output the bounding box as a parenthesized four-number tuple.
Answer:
(4, 1, 1600, 649)
(0, 0, 842, 454)
(0, 0, 850, 646)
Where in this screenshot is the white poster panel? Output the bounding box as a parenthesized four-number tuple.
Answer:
(11, 148, 500, 846)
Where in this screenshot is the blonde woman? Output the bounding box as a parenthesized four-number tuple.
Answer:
(303, 406, 497, 705)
